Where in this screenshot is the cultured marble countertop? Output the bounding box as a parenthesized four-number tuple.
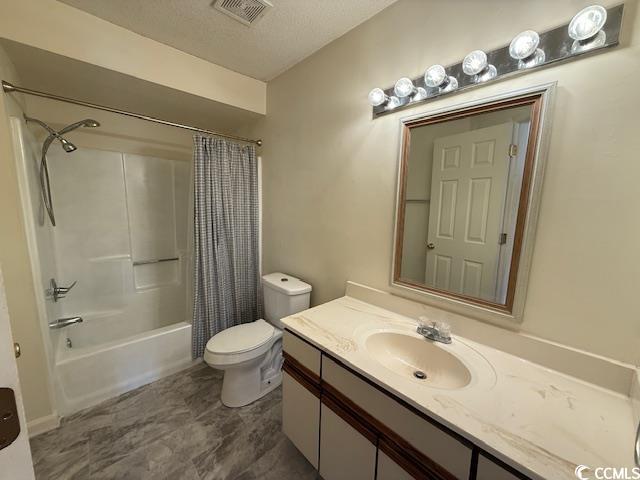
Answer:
(281, 296, 637, 480)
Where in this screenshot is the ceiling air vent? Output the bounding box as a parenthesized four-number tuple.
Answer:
(212, 0, 273, 26)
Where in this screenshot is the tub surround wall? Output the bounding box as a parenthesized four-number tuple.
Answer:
(254, 0, 640, 366)
(281, 285, 638, 479)
(43, 147, 192, 349)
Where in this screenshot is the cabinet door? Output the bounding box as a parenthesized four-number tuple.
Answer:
(282, 372, 320, 468)
(376, 451, 414, 480)
(476, 454, 524, 480)
(319, 403, 376, 480)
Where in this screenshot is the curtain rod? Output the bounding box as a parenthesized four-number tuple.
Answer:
(1, 81, 262, 147)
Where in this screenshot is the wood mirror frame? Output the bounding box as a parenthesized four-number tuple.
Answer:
(391, 84, 555, 321)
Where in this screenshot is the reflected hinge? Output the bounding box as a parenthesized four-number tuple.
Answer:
(499, 233, 508, 245)
(509, 144, 518, 157)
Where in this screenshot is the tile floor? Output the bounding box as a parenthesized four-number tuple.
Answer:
(30, 363, 317, 480)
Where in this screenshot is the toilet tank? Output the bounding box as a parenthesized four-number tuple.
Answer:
(262, 272, 312, 329)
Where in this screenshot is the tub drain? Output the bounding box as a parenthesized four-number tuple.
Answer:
(413, 370, 427, 380)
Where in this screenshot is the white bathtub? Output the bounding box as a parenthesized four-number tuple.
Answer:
(55, 321, 195, 415)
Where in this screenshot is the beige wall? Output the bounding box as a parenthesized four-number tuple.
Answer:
(255, 0, 640, 365)
(0, 46, 54, 422)
(0, 0, 266, 115)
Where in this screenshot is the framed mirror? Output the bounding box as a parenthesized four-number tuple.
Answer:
(392, 84, 555, 320)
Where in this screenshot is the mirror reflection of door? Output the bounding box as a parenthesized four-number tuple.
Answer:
(398, 104, 531, 305)
(427, 122, 513, 302)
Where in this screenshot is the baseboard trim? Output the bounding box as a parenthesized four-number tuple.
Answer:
(27, 413, 60, 438)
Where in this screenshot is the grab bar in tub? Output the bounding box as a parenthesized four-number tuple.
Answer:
(132, 257, 179, 266)
(49, 316, 83, 329)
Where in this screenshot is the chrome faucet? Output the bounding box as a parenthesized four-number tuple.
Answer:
(49, 316, 83, 329)
(417, 317, 452, 344)
(47, 278, 77, 302)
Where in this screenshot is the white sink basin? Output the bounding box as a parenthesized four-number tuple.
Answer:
(365, 332, 471, 389)
(357, 325, 496, 391)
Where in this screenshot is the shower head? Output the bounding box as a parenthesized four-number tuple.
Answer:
(26, 114, 98, 227)
(58, 118, 100, 135)
(60, 139, 77, 152)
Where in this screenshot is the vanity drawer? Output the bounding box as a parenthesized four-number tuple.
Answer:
(283, 330, 321, 376)
(322, 356, 472, 479)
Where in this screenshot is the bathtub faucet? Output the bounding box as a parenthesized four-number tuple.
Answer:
(49, 316, 83, 329)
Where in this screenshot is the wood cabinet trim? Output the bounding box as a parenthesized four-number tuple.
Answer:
(379, 438, 438, 480)
(283, 353, 321, 398)
(321, 392, 378, 444)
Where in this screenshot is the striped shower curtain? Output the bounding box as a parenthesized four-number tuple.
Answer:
(191, 135, 262, 359)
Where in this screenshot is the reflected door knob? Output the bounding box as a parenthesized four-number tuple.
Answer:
(14, 343, 20, 358)
(427, 243, 435, 250)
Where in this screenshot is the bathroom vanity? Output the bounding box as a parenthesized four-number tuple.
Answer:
(280, 282, 639, 480)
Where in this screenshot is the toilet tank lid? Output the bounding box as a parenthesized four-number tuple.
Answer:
(262, 272, 312, 295)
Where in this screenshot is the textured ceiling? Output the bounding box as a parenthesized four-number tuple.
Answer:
(56, 0, 398, 81)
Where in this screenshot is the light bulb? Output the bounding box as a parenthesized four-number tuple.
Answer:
(463, 50, 496, 83)
(475, 65, 497, 83)
(569, 5, 607, 41)
(394, 77, 416, 98)
(518, 49, 546, 69)
(413, 87, 428, 101)
(368, 88, 388, 107)
(424, 65, 447, 88)
(509, 31, 540, 60)
(424, 65, 458, 92)
(462, 50, 488, 76)
(387, 96, 401, 109)
(571, 30, 606, 53)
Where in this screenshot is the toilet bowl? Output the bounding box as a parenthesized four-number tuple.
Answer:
(204, 273, 312, 407)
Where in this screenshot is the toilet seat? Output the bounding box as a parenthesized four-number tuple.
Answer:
(204, 319, 280, 367)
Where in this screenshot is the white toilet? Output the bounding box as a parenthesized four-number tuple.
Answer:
(203, 272, 312, 407)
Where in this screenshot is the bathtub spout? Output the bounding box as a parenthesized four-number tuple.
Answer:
(49, 316, 83, 329)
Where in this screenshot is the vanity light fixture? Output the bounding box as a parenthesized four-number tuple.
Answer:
(424, 65, 458, 92)
(368, 4, 623, 117)
(462, 50, 497, 83)
(509, 30, 546, 69)
(569, 5, 608, 53)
